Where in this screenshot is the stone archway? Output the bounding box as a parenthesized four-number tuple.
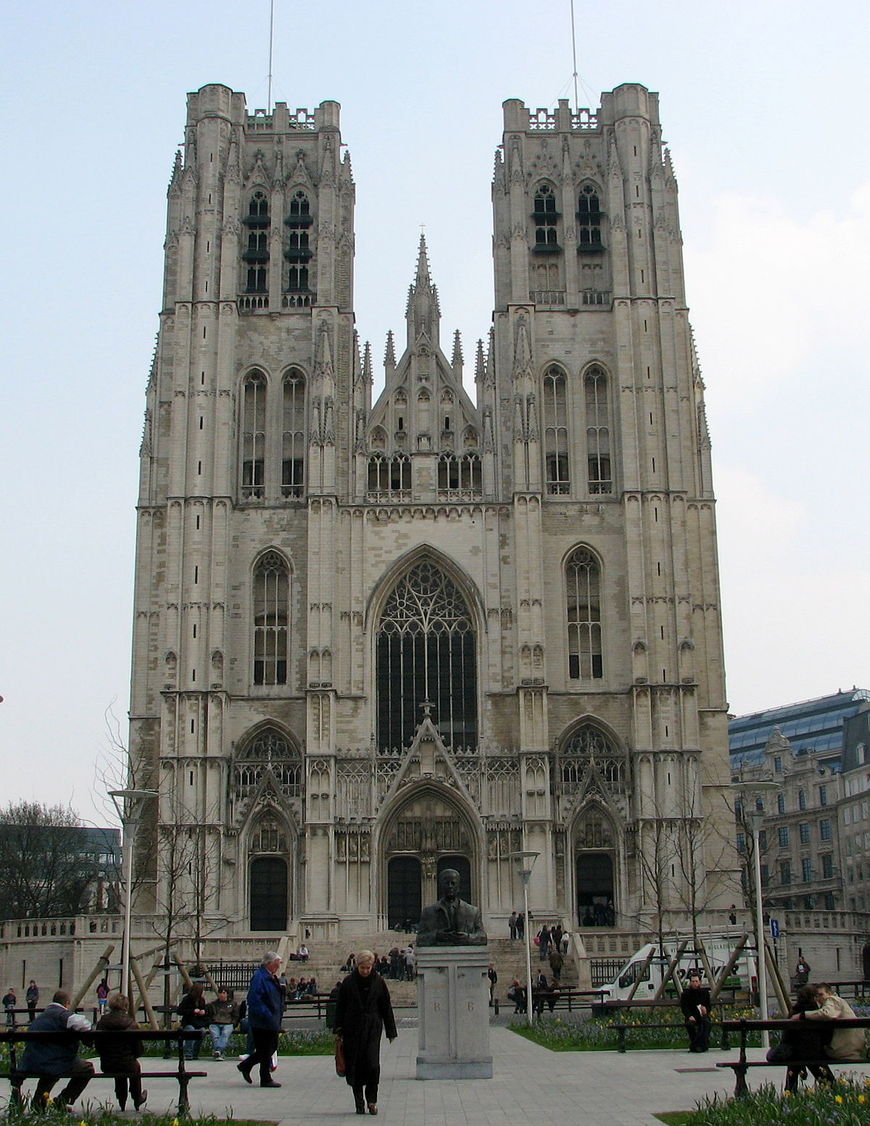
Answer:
(382, 789, 477, 928)
(574, 809, 617, 927)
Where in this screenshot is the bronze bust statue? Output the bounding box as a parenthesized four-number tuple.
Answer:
(416, 868, 487, 946)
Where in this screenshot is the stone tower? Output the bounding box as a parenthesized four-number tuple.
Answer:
(129, 82, 735, 944)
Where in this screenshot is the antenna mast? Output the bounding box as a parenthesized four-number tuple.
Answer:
(267, 0, 275, 111)
(570, 0, 579, 112)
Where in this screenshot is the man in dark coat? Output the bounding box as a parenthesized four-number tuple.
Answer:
(238, 951, 284, 1088)
(15, 990, 93, 1110)
(334, 950, 397, 1115)
(416, 869, 486, 946)
(679, 972, 711, 1052)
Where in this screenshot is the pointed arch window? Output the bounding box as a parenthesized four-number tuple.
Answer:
(243, 192, 270, 293)
(368, 454, 410, 496)
(543, 365, 570, 494)
(437, 453, 481, 495)
(584, 365, 612, 494)
(566, 547, 602, 680)
(577, 184, 605, 251)
(241, 370, 266, 498)
(253, 552, 289, 685)
(532, 184, 560, 251)
(560, 725, 626, 790)
(376, 560, 477, 753)
(281, 370, 306, 498)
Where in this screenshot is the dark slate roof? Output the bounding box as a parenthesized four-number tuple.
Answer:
(729, 689, 870, 769)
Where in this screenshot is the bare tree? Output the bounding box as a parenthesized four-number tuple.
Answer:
(0, 802, 104, 918)
(635, 815, 679, 955)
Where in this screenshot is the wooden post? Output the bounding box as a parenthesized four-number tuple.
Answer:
(130, 954, 159, 1029)
(71, 945, 115, 1013)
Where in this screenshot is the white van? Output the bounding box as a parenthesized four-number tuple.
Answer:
(595, 936, 756, 1002)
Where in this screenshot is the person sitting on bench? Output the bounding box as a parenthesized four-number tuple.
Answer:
(801, 983, 866, 1062)
(96, 991, 147, 1111)
(16, 990, 93, 1111)
(768, 984, 834, 1091)
(680, 972, 711, 1053)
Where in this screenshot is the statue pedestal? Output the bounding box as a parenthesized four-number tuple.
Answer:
(415, 945, 493, 1079)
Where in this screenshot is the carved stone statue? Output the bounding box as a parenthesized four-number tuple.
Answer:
(416, 868, 487, 946)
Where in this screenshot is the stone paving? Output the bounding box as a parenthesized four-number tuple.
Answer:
(26, 1024, 870, 1126)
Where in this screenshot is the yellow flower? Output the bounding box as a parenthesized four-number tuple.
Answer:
(835, 1094, 843, 1103)
(858, 1095, 866, 1104)
(783, 1090, 791, 1098)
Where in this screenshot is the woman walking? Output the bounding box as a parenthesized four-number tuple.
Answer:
(334, 950, 397, 1116)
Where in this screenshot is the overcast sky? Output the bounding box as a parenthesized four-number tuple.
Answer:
(2, 0, 868, 824)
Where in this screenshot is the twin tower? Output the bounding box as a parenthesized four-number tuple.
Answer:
(129, 82, 735, 945)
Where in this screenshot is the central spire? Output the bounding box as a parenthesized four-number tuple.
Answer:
(405, 233, 441, 348)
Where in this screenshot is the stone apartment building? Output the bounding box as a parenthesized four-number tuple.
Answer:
(126, 81, 737, 946)
(729, 689, 870, 978)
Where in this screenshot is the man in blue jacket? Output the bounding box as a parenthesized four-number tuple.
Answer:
(238, 952, 283, 1088)
(16, 990, 93, 1111)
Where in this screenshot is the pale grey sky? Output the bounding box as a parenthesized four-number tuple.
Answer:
(2, 0, 868, 823)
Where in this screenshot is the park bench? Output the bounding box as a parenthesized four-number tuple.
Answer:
(593, 999, 738, 1052)
(717, 1017, 870, 1097)
(283, 993, 332, 1020)
(0, 1028, 207, 1113)
(505, 987, 602, 1016)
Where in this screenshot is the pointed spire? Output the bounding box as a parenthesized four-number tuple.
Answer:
(384, 330, 396, 369)
(363, 341, 373, 387)
(168, 150, 183, 195)
(405, 235, 440, 346)
(474, 338, 486, 385)
(452, 330, 463, 368)
(415, 233, 431, 287)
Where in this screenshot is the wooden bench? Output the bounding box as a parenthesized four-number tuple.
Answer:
(717, 1017, 870, 1097)
(0, 1029, 207, 1113)
(505, 987, 602, 1015)
(283, 993, 331, 1020)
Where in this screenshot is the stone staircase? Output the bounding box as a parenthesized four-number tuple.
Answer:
(280, 931, 578, 1007)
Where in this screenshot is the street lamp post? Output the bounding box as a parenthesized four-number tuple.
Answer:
(732, 780, 779, 1048)
(109, 788, 157, 1000)
(508, 851, 540, 1027)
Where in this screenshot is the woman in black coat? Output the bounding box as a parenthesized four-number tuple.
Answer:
(96, 992, 146, 1110)
(334, 950, 397, 1116)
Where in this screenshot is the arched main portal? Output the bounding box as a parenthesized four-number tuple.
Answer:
(382, 790, 477, 928)
(250, 857, 288, 930)
(574, 811, 617, 927)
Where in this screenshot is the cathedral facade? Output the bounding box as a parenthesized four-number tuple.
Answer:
(129, 82, 736, 941)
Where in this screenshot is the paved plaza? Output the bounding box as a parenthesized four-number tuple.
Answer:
(29, 1024, 870, 1126)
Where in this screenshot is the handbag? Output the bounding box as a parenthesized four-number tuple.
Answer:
(335, 1035, 346, 1077)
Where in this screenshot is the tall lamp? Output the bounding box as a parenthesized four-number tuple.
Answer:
(731, 780, 779, 1048)
(109, 788, 157, 999)
(508, 851, 539, 1027)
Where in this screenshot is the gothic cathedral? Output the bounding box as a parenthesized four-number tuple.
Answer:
(129, 82, 735, 941)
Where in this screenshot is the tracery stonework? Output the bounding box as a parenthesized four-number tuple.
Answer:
(128, 82, 735, 942)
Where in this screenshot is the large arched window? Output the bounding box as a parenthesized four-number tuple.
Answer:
(584, 365, 612, 494)
(242, 191, 270, 294)
(532, 184, 559, 249)
(253, 552, 289, 685)
(543, 365, 569, 494)
(281, 370, 306, 498)
(577, 184, 604, 250)
(241, 371, 266, 498)
(566, 547, 602, 680)
(376, 561, 477, 753)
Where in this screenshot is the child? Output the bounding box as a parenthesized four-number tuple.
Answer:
(96, 992, 146, 1111)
